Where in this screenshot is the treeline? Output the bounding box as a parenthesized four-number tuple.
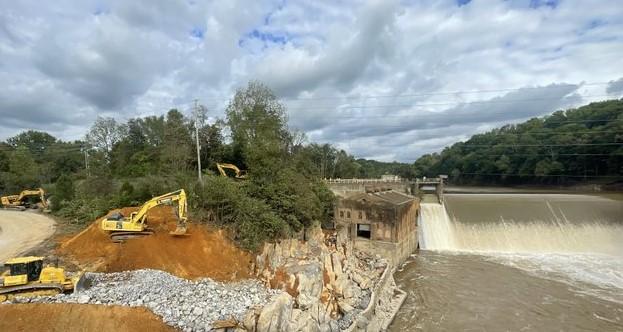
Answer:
(413, 99, 623, 185)
(0, 82, 370, 249)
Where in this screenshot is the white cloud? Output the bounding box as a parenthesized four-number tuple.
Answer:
(1, 0, 622, 161)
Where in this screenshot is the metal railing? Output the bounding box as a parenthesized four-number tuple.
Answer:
(323, 178, 407, 184)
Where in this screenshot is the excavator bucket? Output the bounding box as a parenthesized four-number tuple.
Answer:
(169, 224, 188, 236)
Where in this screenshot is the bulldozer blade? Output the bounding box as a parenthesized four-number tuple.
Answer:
(73, 273, 92, 293)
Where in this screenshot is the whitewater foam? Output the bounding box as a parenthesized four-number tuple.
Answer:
(418, 196, 623, 303)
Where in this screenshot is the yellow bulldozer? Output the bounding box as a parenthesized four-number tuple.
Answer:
(216, 163, 248, 179)
(0, 256, 85, 302)
(1, 188, 48, 211)
(100, 189, 189, 242)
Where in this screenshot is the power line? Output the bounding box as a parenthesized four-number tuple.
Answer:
(460, 142, 622, 148)
(280, 94, 614, 110)
(459, 172, 622, 178)
(196, 81, 612, 103)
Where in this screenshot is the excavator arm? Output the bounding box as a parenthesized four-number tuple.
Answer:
(128, 189, 188, 226)
(216, 163, 248, 179)
(18, 189, 47, 209)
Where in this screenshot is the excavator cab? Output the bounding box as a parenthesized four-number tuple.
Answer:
(3, 257, 44, 283)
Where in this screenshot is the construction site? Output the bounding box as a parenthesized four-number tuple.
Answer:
(0, 181, 412, 332)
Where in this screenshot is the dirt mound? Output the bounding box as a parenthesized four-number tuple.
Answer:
(58, 206, 253, 281)
(0, 303, 174, 331)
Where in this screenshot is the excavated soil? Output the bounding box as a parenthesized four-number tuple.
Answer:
(57, 206, 253, 281)
(0, 303, 174, 331)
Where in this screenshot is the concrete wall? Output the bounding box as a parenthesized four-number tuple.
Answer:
(352, 226, 418, 266)
(326, 180, 411, 198)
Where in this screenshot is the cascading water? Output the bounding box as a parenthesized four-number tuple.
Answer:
(419, 194, 623, 255)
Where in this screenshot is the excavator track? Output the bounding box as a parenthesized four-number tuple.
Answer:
(1, 206, 26, 211)
(0, 283, 64, 301)
(109, 230, 155, 242)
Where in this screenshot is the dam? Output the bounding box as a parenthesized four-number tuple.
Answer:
(391, 193, 623, 331)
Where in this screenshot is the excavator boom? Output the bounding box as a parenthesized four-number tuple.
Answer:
(216, 163, 248, 179)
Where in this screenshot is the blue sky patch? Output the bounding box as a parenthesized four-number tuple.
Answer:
(242, 29, 289, 46)
(457, 0, 472, 6)
(529, 0, 559, 9)
(190, 27, 204, 39)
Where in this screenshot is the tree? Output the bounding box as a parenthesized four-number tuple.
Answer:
(86, 117, 127, 160)
(161, 109, 192, 171)
(226, 81, 291, 178)
(51, 174, 74, 211)
(6, 130, 57, 155)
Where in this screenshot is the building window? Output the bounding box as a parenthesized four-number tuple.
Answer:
(356, 224, 371, 239)
(339, 211, 344, 218)
(347, 211, 351, 218)
(358, 211, 362, 219)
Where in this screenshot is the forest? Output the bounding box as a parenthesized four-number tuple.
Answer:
(413, 99, 623, 185)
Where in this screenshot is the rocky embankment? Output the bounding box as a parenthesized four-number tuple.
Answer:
(7, 269, 281, 331)
(4, 225, 405, 331)
(244, 225, 405, 331)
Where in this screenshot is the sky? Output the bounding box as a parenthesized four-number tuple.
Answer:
(1, 0, 622, 162)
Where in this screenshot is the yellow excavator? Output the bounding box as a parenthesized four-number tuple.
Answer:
(1, 188, 48, 211)
(216, 163, 248, 179)
(0, 256, 85, 301)
(100, 189, 189, 242)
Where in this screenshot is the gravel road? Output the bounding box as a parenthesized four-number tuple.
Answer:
(0, 210, 56, 262)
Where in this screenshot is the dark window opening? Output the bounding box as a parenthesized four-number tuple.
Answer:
(358, 211, 362, 219)
(339, 211, 344, 218)
(357, 224, 371, 239)
(347, 211, 351, 218)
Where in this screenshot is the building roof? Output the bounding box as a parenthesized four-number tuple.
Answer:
(346, 190, 415, 206)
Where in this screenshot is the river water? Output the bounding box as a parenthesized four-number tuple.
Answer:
(390, 193, 623, 331)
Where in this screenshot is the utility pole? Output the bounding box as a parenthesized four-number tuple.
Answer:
(194, 99, 202, 183)
(84, 148, 90, 177)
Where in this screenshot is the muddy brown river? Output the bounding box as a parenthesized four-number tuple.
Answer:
(389, 193, 623, 331)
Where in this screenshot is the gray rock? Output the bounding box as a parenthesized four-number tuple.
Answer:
(77, 295, 90, 304)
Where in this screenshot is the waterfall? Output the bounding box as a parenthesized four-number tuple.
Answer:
(418, 196, 623, 255)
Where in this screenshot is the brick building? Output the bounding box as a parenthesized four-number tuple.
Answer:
(334, 190, 419, 265)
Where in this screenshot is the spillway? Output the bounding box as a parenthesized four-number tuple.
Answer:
(419, 194, 623, 255)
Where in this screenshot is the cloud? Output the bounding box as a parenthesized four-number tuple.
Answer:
(1, 0, 622, 162)
(606, 77, 623, 96)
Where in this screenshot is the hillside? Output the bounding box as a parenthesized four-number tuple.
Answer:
(413, 99, 623, 185)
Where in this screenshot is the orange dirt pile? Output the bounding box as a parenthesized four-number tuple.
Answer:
(57, 206, 254, 281)
(0, 303, 174, 332)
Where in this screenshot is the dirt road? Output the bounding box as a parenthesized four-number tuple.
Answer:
(0, 210, 56, 262)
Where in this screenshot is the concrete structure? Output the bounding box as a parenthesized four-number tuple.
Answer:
(334, 190, 419, 265)
(414, 176, 446, 203)
(325, 178, 411, 198)
(380, 174, 401, 181)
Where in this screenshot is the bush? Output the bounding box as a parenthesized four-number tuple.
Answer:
(51, 174, 74, 212)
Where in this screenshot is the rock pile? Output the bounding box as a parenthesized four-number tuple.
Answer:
(251, 225, 388, 331)
(10, 269, 281, 332)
